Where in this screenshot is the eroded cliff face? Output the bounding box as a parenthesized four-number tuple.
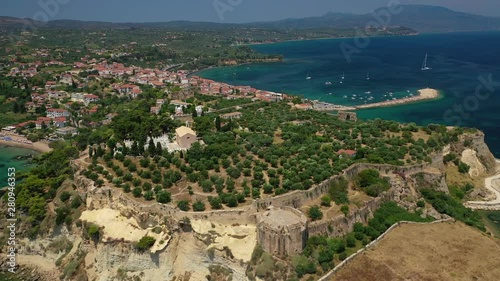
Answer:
(450, 131, 497, 174)
(77, 188, 252, 281)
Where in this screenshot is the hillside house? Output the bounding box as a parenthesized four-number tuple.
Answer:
(220, 112, 243, 120)
(47, 108, 70, 118)
(175, 126, 197, 149)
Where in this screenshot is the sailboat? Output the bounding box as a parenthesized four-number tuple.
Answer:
(366, 72, 370, 80)
(421, 53, 431, 71)
(306, 71, 312, 80)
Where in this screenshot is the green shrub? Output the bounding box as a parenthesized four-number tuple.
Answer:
(421, 189, 485, 231)
(340, 205, 349, 216)
(416, 200, 425, 208)
(87, 224, 100, 239)
(60, 191, 71, 202)
(177, 200, 190, 211)
(136, 236, 156, 252)
(193, 200, 206, 212)
(308, 205, 323, 221)
(328, 177, 349, 204)
(321, 195, 331, 207)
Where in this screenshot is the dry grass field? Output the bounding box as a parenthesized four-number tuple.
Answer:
(331, 222, 500, 281)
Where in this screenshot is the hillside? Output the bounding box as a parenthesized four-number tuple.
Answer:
(1, 5, 500, 32)
(331, 222, 500, 281)
(256, 5, 500, 32)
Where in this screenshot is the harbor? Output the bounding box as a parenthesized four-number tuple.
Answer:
(310, 88, 440, 112)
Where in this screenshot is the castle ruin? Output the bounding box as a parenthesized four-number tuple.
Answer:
(256, 207, 308, 257)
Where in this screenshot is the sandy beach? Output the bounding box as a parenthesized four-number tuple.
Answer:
(353, 88, 440, 110)
(0, 137, 52, 153)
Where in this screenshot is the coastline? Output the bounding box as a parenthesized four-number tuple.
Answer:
(0, 138, 52, 153)
(352, 88, 442, 110)
(238, 33, 419, 47)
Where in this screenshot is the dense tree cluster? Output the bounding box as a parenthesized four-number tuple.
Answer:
(79, 101, 469, 210)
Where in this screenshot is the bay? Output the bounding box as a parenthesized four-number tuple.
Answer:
(196, 32, 500, 157)
(0, 146, 39, 188)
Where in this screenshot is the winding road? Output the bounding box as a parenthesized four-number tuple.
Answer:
(465, 159, 500, 210)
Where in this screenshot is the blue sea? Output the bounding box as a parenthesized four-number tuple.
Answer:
(0, 146, 38, 188)
(196, 32, 500, 157)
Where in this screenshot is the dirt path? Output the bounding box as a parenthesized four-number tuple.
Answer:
(465, 159, 500, 210)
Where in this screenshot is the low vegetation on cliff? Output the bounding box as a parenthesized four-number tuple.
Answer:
(289, 202, 432, 279)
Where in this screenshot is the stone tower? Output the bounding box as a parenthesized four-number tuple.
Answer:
(256, 207, 308, 257)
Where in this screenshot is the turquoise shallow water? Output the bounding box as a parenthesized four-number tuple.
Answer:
(0, 146, 38, 188)
(196, 32, 500, 157)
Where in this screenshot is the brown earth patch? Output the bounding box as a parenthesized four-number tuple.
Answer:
(331, 222, 500, 281)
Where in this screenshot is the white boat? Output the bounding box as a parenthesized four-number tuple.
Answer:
(325, 81, 332, 85)
(365, 91, 371, 94)
(366, 72, 370, 80)
(421, 53, 431, 71)
(342, 73, 345, 80)
(343, 95, 348, 98)
(306, 71, 311, 80)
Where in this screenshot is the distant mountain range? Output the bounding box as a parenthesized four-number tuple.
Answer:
(1, 5, 500, 33)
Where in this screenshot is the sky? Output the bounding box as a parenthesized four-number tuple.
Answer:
(2, 0, 500, 23)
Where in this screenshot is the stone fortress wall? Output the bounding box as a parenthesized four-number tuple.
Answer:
(253, 161, 434, 211)
(71, 158, 442, 257)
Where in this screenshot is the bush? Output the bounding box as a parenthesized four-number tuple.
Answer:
(193, 200, 206, 212)
(136, 236, 156, 252)
(328, 177, 349, 204)
(132, 187, 142, 198)
(209, 197, 222, 210)
(55, 207, 71, 225)
(346, 235, 356, 248)
(421, 189, 485, 231)
(355, 169, 390, 197)
(71, 197, 82, 209)
(60, 191, 71, 202)
(87, 224, 100, 239)
(156, 190, 172, 204)
(416, 200, 425, 208)
(321, 195, 331, 207)
(308, 205, 323, 221)
(458, 161, 470, 174)
(143, 191, 154, 201)
(354, 232, 365, 241)
(177, 200, 190, 211)
(340, 205, 349, 216)
(292, 255, 317, 278)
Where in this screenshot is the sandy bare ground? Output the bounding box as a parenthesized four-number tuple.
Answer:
(331, 222, 500, 281)
(355, 88, 440, 110)
(16, 254, 60, 280)
(0, 138, 51, 153)
(466, 159, 500, 209)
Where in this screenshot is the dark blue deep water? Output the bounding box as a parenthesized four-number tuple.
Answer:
(196, 32, 500, 157)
